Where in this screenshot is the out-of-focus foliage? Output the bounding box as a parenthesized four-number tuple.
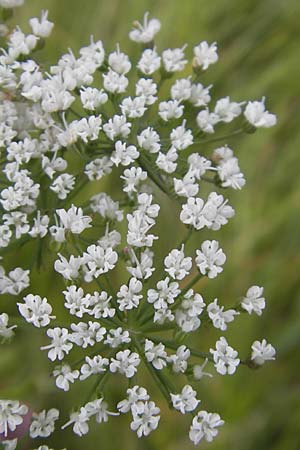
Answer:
(2, 0, 300, 449)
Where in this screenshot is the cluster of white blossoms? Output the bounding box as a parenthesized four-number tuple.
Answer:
(0, 4, 277, 449)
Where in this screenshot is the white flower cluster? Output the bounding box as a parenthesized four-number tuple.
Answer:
(0, 7, 276, 448)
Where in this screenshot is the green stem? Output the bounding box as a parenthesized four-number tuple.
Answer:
(138, 153, 174, 199)
(194, 128, 244, 146)
(148, 336, 212, 362)
(84, 368, 110, 403)
(133, 337, 173, 407)
(180, 271, 203, 297)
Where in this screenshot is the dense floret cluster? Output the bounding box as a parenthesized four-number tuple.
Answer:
(0, 3, 276, 449)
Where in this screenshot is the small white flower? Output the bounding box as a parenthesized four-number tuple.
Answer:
(41, 327, 73, 361)
(29, 10, 54, 38)
(168, 345, 190, 373)
(83, 244, 118, 282)
(108, 44, 131, 74)
(136, 78, 157, 105)
(137, 47, 161, 75)
(251, 339, 276, 365)
(80, 355, 109, 380)
(103, 69, 128, 94)
(111, 140, 139, 167)
(189, 83, 212, 107)
(158, 100, 184, 122)
(196, 109, 219, 133)
(175, 290, 206, 333)
(162, 46, 188, 72)
(171, 78, 192, 102)
(193, 41, 218, 70)
(117, 277, 143, 311)
(0, 313, 17, 339)
(174, 173, 199, 198)
(244, 97, 277, 128)
(63, 286, 88, 318)
(214, 96, 243, 123)
(188, 153, 212, 180)
(156, 147, 178, 173)
(210, 336, 240, 375)
(147, 277, 180, 310)
(90, 193, 124, 222)
(85, 156, 113, 181)
(56, 205, 92, 235)
(137, 127, 161, 153)
(129, 12, 161, 43)
(50, 174, 75, 200)
(84, 398, 119, 423)
(0, 400, 28, 438)
(144, 339, 168, 370)
(121, 166, 147, 194)
(104, 327, 131, 348)
(53, 364, 79, 391)
(0, 0, 24, 8)
(29, 409, 59, 438)
(171, 385, 199, 414)
(120, 96, 147, 118)
(217, 156, 246, 190)
(164, 245, 192, 280)
(80, 87, 108, 110)
(189, 410, 224, 444)
(195, 240, 226, 278)
(117, 386, 149, 413)
(110, 350, 140, 378)
(54, 254, 82, 281)
(87, 290, 115, 319)
(0, 266, 30, 296)
(18, 294, 55, 328)
(103, 114, 131, 141)
(170, 120, 194, 150)
(207, 298, 239, 331)
(61, 408, 89, 437)
(69, 321, 106, 348)
(126, 249, 155, 280)
(241, 285, 266, 316)
(130, 401, 160, 437)
(193, 359, 213, 379)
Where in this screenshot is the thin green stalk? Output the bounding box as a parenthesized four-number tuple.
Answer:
(180, 271, 203, 297)
(84, 369, 110, 403)
(133, 337, 173, 407)
(148, 336, 212, 362)
(194, 128, 244, 146)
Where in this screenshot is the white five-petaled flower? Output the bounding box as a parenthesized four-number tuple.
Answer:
(207, 298, 239, 331)
(41, 327, 73, 361)
(241, 285, 266, 315)
(171, 385, 199, 414)
(53, 364, 79, 391)
(210, 336, 240, 375)
(18, 294, 55, 328)
(189, 410, 224, 445)
(193, 41, 218, 70)
(244, 97, 277, 128)
(29, 408, 59, 438)
(129, 12, 161, 43)
(130, 401, 160, 438)
(251, 339, 276, 365)
(164, 245, 192, 280)
(195, 240, 226, 278)
(110, 350, 140, 378)
(0, 400, 28, 438)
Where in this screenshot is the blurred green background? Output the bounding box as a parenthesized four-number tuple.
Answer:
(2, 0, 300, 449)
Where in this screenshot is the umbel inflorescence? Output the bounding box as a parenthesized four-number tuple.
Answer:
(0, 2, 277, 449)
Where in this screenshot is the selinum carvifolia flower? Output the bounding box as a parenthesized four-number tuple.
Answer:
(0, 5, 276, 448)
